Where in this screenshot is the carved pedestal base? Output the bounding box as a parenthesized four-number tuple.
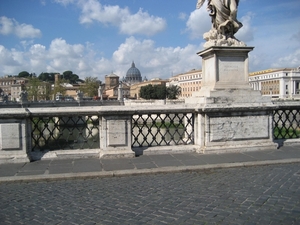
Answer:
(0, 120, 30, 163)
(188, 46, 277, 153)
(186, 46, 270, 105)
(99, 115, 135, 158)
(195, 108, 278, 154)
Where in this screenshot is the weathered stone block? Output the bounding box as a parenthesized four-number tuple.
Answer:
(0, 123, 21, 150)
(218, 56, 245, 83)
(107, 120, 127, 146)
(210, 115, 269, 142)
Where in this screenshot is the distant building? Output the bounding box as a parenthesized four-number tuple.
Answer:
(105, 72, 119, 90)
(168, 69, 202, 99)
(53, 73, 80, 100)
(11, 83, 25, 102)
(167, 67, 300, 100)
(249, 67, 300, 99)
(104, 72, 130, 99)
(63, 83, 81, 100)
(26, 81, 52, 101)
(124, 61, 142, 85)
(0, 77, 28, 101)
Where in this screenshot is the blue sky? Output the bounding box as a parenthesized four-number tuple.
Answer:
(0, 0, 299, 81)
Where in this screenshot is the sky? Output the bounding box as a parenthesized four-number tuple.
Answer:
(0, 0, 300, 81)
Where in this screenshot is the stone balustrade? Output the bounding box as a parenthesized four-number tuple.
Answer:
(0, 99, 123, 108)
(0, 102, 299, 163)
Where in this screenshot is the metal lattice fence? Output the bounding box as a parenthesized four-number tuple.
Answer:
(31, 115, 100, 151)
(273, 107, 300, 139)
(28, 106, 300, 151)
(132, 113, 194, 147)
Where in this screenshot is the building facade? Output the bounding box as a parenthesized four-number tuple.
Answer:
(0, 77, 28, 101)
(104, 72, 130, 99)
(249, 67, 300, 99)
(124, 61, 142, 85)
(167, 67, 300, 100)
(168, 69, 202, 99)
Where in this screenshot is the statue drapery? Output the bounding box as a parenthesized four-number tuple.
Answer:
(197, 0, 245, 47)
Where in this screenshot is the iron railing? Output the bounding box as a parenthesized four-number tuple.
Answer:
(131, 113, 194, 147)
(273, 106, 300, 139)
(30, 115, 100, 151)
(25, 105, 300, 152)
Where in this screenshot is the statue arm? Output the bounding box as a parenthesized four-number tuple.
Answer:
(229, 0, 238, 20)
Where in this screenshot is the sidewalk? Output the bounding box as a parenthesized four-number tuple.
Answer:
(0, 145, 300, 182)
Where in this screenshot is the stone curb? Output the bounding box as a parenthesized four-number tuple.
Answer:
(1, 158, 300, 183)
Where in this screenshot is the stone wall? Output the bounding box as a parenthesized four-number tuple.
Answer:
(1, 102, 299, 163)
(124, 99, 184, 106)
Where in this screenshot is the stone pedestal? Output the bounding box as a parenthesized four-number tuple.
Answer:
(99, 115, 135, 158)
(186, 47, 270, 104)
(0, 118, 30, 163)
(187, 46, 277, 153)
(194, 106, 277, 154)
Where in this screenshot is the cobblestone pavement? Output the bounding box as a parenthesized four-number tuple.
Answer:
(0, 163, 300, 225)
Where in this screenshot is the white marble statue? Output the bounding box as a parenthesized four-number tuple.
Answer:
(197, 0, 246, 48)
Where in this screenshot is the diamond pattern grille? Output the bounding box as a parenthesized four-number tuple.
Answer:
(273, 108, 300, 139)
(132, 113, 194, 147)
(31, 115, 100, 151)
(29, 108, 300, 150)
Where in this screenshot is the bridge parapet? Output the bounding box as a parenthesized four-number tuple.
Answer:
(0, 103, 299, 163)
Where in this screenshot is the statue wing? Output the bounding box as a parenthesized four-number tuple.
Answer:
(196, 0, 205, 9)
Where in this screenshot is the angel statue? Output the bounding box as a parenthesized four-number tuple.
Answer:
(197, 0, 246, 47)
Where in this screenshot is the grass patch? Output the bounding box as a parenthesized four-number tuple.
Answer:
(273, 127, 300, 139)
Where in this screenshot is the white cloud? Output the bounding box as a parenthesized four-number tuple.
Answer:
(0, 37, 202, 80)
(48, 38, 84, 58)
(0, 45, 20, 66)
(178, 13, 187, 21)
(0, 38, 115, 78)
(28, 44, 47, 69)
(185, 8, 211, 39)
(69, 0, 166, 36)
(54, 0, 75, 5)
(47, 38, 88, 72)
(112, 37, 201, 79)
(235, 12, 255, 43)
(40, 0, 46, 6)
(119, 8, 166, 36)
(272, 49, 300, 69)
(0, 17, 14, 35)
(0, 45, 24, 75)
(0, 16, 42, 39)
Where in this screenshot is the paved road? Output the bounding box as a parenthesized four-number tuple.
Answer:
(0, 163, 300, 225)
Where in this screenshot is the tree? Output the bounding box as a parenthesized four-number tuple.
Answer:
(139, 84, 167, 99)
(18, 71, 30, 78)
(52, 78, 67, 99)
(155, 85, 167, 99)
(140, 84, 153, 99)
(26, 77, 42, 101)
(166, 85, 181, 99)
(38, 72, 56, 82)
(79, 77, 101, 97)
(63, 71, 80, 84)
(40, 82, 52, 100)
